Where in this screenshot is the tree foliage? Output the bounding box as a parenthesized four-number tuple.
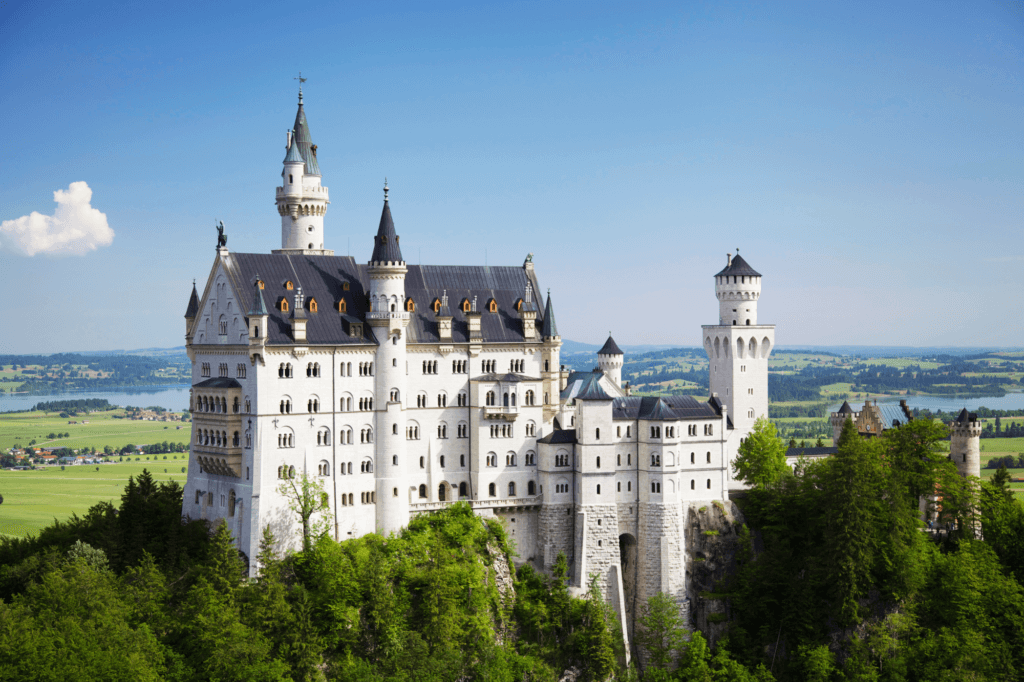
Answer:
(733, 416, 789, 489)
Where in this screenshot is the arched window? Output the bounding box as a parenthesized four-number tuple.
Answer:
(228, 489, 236, 516)
(419, 484, 427, 498)
(438, 484, 447, 502)
(508, 482, 516, 497)
(488, 482, 496, 497)
(486, 391, 496, 406)
(459, 482, 467, 498)
(527, 481, 536, 495)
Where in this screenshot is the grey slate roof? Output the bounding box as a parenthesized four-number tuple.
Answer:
(370, 200, 404, 264)
(292, 99, 321, 176)
(185, 283, 200, 318)
(612, 395, 721, 421)
(219, 253, 550, 346)
(786, 446, 838, 458)
(598, 335, 623, 356)
(576, 373, 612, 401)
(537, 429, 577, 444)
(474, 372, 543, 383)
(194, 377, 242, 389)
(541, 291, 558, 338)
(955, 408, 978, 423)
(836, 400, 854, 414)
(877, 404, 912, 429)
(715, 253, 761, 278)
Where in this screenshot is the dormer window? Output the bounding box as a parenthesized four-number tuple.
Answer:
(342, 282, 350, 291)
(279, 298, 289, 312)
(515, 298, 523, 311)
(307, 298, 318, 313)
(337, 299, 347, 313)
(285, 281, 294, 290)
(256, 279, 264, 289)
(461, 299, 471, 313)
(488, 299, 497, 313)
(405, 297, 415, 313)
(433, 298, 441, 313)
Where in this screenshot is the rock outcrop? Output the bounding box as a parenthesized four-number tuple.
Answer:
(684, 499, 745, 645)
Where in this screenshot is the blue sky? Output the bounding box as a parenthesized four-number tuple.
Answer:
(1, 0, 1021, 354)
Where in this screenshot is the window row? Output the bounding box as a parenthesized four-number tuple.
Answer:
(196, 428, 240, 448)
(490, 424, 513, 438)
(649, 424, 713, 438)
(486, 390, 530, 407)
(193, 489, 240, 517)
(194, 394, 248, 414)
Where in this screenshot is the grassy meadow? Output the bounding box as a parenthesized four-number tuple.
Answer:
(0, 461, 190, 538)
(0, 409, 191, 452)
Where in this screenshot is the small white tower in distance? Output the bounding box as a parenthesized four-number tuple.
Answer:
(367, 181, 410, 536)
(597, 334, 624, 388)
(274, 88, 332, 255)
(950, 408, 982, 479)
(702, 250, 775, 475)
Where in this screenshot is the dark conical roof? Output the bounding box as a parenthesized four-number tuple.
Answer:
(292, 97, 320, 176)
(955, 408, 973, 423)
(837, 400, 854, 414)
(715, 253, 761, 278)
(541, 291, 559, 338)
(184, 283, 200, 318)
(248, 280, 268, 316)
(598, 334, 623, 356)
(283, 136, 304, 165)
(370, 199, 404, 263)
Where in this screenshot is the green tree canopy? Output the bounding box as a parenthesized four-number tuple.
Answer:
(733, 416, 789, 489)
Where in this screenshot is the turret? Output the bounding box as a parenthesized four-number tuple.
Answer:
(715, 251, 761, 326)
(830, 401, 856, 445)
(596, 333, 624, 388)
(950, 408, 982, 479)
(274, 89, 332, 255)
(184, 281, 200, 337)
(248, 277, 269, 343)
(367, 181, 409, 536)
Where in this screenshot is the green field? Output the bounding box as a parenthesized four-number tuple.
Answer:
(0, 461, 190, 538)
(0, 409, 191, 451)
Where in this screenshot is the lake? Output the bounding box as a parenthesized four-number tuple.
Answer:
(829, 393, 1024, 415)
(0, 385, 191, 414)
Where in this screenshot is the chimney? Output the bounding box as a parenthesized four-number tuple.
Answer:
(466, 295, 482, 340)
(727, 253, 732, 267)
(290, 287, 308, 343)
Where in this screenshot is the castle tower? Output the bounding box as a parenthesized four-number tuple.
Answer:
(701, 251, 775, 470)
(184, 281, 199, 338)
(367, 182, 409, 535)
(950, 408, 982, 479)
(540, 289, 562, 424)
(274, 88, 332, 255)
(597, 334, 624, 389)
(830, 401, 856, 445)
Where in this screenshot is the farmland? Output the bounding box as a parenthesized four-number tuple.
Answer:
(0, 408, 190, 452)
(0, 461, 190, 538)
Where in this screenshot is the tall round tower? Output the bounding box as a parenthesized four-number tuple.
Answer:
(950, 408, 982, 479)
(367, 182, 410, 535)
(596, 333, 624, 388)
(715, 252, 761, 326)
(274, 89, 332, 255)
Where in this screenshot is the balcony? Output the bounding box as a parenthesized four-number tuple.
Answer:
(484, 406, 518, 421)
(193, 444, 243, 477)
(409, 495, 542, 513)
(366, 311, 410, 321)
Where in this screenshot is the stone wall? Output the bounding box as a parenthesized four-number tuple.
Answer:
(538, 503, 574, 572)
(492, 507, 540, 566)
(574, 504, 621, 595)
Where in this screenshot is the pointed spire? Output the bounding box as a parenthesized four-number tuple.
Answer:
(248, 277, 268, 316)
(184, 280, 200, 318)
(541, 289, 559, 338)
(370, 184, 403, 264)
(598, 334, 623, 356)
(283, 130, 304, 164)
(292, 95, 320, 176)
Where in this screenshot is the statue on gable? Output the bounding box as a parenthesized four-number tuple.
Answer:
(216, 220, 227, 248)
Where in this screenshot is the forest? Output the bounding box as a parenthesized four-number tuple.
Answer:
(3, 417, 1024, 680)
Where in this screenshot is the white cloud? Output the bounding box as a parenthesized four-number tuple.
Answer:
(0, 182, 114, 256)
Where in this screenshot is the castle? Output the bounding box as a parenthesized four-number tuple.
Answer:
(180, 90, 774, 634)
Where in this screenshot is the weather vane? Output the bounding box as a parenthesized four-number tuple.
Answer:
(295, 72, 307, 100)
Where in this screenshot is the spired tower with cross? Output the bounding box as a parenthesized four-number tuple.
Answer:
(275, 74, 333, 255)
